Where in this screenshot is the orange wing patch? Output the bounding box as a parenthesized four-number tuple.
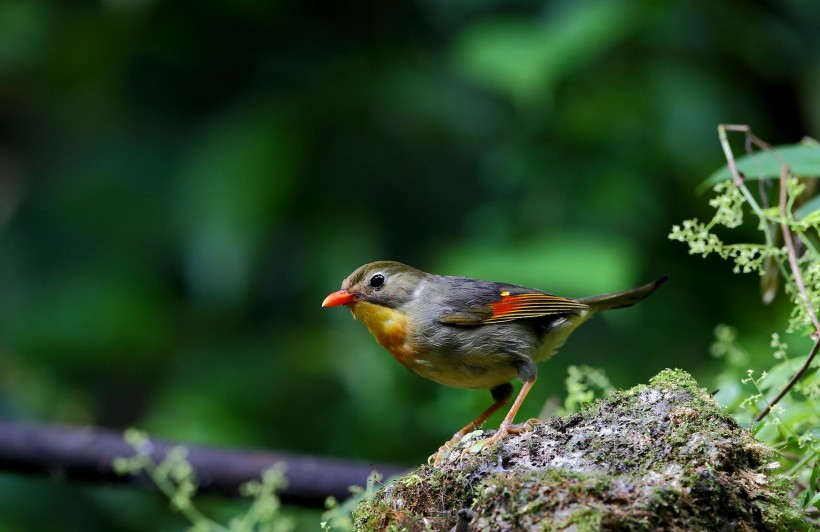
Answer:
(486, 292, 588, 323)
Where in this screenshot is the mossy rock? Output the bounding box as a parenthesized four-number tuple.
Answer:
(354, 369, 806, 531)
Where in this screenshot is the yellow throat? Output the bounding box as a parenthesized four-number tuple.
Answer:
(352, 301, 414, 368)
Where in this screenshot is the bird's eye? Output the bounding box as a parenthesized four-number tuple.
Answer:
(369, 274, 385, 289)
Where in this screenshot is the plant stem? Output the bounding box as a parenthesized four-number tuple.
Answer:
(779, 165, 820, 334)
(785, 448, 818, 478)
(717, 124, 775, 248)
(753, 165, 820, 423)
(754, 337, 820, 423)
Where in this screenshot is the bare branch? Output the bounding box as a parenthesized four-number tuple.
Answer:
(0, 420, 408, 507)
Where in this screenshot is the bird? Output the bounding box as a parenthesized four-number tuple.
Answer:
(322, 261, 665, 466)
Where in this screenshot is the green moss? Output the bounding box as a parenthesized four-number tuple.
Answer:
(352, 369, 808, 531)
(557, 506, 603, 531)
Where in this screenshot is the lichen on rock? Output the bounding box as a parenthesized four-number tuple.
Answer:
(353, 369, 806, 531)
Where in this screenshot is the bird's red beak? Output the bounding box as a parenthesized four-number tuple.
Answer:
(322, 289, 355, 307)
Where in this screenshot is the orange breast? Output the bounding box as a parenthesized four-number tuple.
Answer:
(352, 301, 415, 368)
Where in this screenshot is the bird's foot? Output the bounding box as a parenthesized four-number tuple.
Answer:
(508, 417, 540, 434)
(429, 418, 540, 466)
(428, 425, 478, 467)
(458, 418, 539, 461)
(428, 445, 451, 468)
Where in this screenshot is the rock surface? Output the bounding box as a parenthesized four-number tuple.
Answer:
(353, 369, 805, 530)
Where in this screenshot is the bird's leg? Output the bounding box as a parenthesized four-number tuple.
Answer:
(428, 383, 512, 467)
(460, 376, 538, 460)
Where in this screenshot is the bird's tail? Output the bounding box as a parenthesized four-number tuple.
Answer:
(578, 276, 667, 311)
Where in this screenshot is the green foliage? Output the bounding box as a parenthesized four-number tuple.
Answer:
(669, 181, 774, 275)
(669, 127, 820, 525)
(702, 142, 820, 189)
(114, 430, 294, 532)
(556, 365, 615, 416)
(320, 471, 383, 532)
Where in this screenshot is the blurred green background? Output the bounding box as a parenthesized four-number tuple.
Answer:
(1, 0, 819, 529)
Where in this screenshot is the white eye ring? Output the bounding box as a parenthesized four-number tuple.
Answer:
(369, 274, 385, 289)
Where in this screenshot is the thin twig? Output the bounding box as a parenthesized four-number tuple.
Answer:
(717, 125, 774, 242)
(718, 124, 747, 186)
(754, 338, 820, 422)
(779, 164, 820, 334)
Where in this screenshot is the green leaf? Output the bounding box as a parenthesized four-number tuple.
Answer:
(795, 194, 820, 220)
(758, 357, 810, 393)
(701, 143, 820, 191)
(809, 457, 820, 496)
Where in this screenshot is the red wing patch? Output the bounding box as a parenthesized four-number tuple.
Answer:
(486, 292, 588, 323)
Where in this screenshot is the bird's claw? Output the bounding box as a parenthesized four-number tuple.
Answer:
(428, 448, 447, 467)
(429, 420, 540, 467)
(458, 426, 508, 461)
(508, 417, 539, 434)
(457, 418, 540, 461)
(429, 440, 463, 467)
(428, 427, 474, 467)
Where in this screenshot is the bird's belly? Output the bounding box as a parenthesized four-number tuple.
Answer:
(402, 318, 544, 389)
(410, 358, 519, 389)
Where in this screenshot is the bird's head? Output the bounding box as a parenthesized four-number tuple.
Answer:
(322, 261, 429, 311)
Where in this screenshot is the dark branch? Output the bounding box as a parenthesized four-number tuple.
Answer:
(754, 335, 820, 423)
(0, 420, 409, 507)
